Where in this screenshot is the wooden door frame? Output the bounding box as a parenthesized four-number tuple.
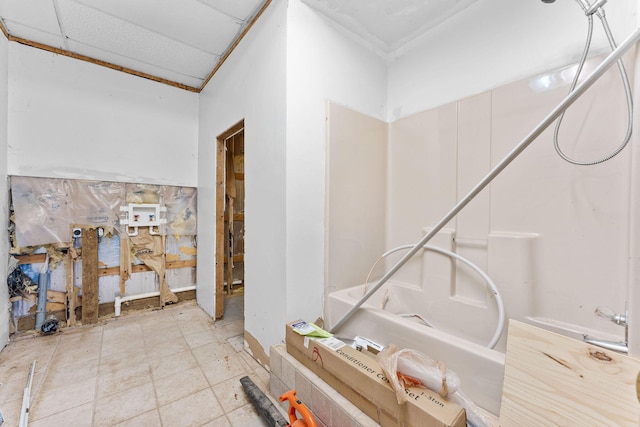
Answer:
(215, 120, 245, 319)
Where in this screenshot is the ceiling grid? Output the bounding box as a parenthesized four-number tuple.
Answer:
(0, 0, 271, 92)
(0, 0, 477, 92)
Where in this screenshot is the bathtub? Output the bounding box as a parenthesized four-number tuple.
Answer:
(325, 281, 506, 417)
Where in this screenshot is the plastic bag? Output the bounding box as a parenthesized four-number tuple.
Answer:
(377, 344, 495, 427)
(377, 344, 460, 403)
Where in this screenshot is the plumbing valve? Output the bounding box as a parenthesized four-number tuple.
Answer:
(595, 305, 627, 327)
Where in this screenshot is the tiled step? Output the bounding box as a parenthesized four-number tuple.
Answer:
(270, 343, 379, 427)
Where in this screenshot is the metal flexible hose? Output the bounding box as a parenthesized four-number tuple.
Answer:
(553, 6, 633, 165)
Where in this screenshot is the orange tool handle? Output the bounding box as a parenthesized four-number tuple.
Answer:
(279, 389, 318, 427)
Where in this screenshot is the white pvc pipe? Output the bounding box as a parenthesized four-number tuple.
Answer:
(114, 285, 197, 316)
(371, 244, 505, 349)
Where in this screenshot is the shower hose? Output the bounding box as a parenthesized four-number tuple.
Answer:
(554, 0, 633, 165)
(363, 244, 505, 349)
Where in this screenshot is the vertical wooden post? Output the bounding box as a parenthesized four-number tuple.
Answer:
(215, 137, 225, 318)
(64, 251, 76, 326)
(81, 227, 99, 324)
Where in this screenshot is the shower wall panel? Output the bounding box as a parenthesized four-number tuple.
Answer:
(387, 50, 636, 343)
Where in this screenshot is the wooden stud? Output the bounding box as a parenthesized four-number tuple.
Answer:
(119, 236, 130, 295)
(15, 253, 47, 265)
(216, 135, 226, 318)
(46, 290, 66, 304)
(64, 252, 76, 326)
(98, 259, 196, 277)
(16, 290, 197, 331)
(81, 227, 99, 324)
(216, 120, 244, 318)
(226, 202, 234, 296)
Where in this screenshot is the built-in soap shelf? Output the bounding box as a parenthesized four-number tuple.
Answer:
(120, 203, 166, 236)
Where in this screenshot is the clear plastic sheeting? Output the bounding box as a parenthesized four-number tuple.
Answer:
(164, 186, 197, 237)
(71, 180, 124, 228)
(10, 176, 197, 247)
(126, 183, 161, 204)
(11, 177, 73, 247)
(377, 345, 495, 427)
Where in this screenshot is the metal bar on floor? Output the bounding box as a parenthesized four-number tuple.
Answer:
(18, 361, 36, 427)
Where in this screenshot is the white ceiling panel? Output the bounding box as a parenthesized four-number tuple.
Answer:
(0, 0, 61, 36)
(1, 19, 66, 49)
(302, 0, 479, 52)
(197, 0, 265, 21)
(57, 0, 218, 80)
(71, 0, 242, 55)
(65, 39, 206, 88)
(0, 0, 477, 91)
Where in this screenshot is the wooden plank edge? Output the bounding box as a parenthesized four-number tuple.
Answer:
(17, 255, 195, 275)
(16, 290, 197, 331)
(15, 253, 47, 264)
(98, 259, 197, 277)
(7, 35, 200, 93)
(0, 20, 8, 39)
(200, 0, 272, 90)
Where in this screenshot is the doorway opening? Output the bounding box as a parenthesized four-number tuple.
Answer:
(215, 120, 245, 319)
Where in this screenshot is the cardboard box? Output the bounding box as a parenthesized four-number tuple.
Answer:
(285, 321, 466, 427)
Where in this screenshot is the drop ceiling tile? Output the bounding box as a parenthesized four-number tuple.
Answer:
(71, 0, 242, 55)
(57, 0, 218, 79)
(1, 19, 66, 48)
(301, 0, 479, 52)
(65, 39, 206, 88)
(197, 0, 265, 21)
(0, 0, 62, 36)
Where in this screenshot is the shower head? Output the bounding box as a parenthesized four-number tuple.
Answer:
(541, 0, 556, 2)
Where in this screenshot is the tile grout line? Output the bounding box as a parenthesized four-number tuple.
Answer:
(182, 309, 230, 425)
(91, 324, 105, 427)
(140, 315, 163, 427)
(26, 333, 61, 423)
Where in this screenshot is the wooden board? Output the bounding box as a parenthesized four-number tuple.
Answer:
(97, 259, 196, 277)
(81, 227, 99, 324)
(500, 320, 640, 426)
(16, 291, 196, 331)
(64, 252, 76, 326)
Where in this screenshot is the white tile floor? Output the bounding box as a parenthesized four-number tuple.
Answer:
(0, 296, 274, 426)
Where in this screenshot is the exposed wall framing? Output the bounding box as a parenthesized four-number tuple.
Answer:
(216, 119, 244, 319)
(8, 176, 198, 332)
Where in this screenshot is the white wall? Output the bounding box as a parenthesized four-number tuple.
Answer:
(0, 34, 10, 348)
(8, 43, 198, 186)
(285, 0, 387, 323)
(197, 0, 387, 355)
(387, 0, 638, 120)
(326, 103, 387, 297)
(197, 0, 288, 351)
